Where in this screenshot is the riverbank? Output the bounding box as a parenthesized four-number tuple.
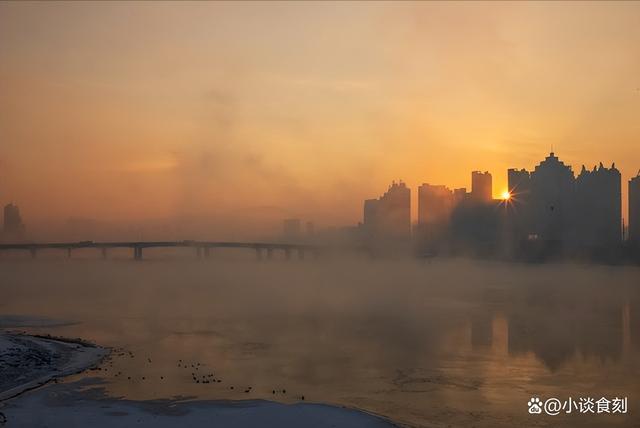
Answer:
(0, 332, 108, 401)
(1, 377, 397, 427)
(0, 332, 397, 427)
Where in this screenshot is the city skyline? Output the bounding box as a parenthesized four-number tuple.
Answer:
(2, 151, 639, 243)
(1, 2, 640, 237)
(359, 151, 638, 262)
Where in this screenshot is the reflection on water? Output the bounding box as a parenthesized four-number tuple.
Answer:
(1, 258, 639, 427)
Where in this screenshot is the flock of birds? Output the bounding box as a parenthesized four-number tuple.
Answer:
(92, 348, 305, 401)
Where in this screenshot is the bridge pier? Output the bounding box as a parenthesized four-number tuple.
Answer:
(101, 248, 108, 259)
(133, 247, 143, 260)
(196, 247, 203, 259)
(267, 248, 273, 260)
(67, 248, 72, 259)
(284, 248, 291, 260)
(255, 248, 263, 261)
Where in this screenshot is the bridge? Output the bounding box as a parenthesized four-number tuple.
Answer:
(0, 241, 324, 261)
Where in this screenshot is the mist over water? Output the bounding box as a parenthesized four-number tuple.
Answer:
(1, 256, 639, 427)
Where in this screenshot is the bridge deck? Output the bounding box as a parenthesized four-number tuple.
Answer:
(0, 241, 317, 250)
(0, 241, 367, 260)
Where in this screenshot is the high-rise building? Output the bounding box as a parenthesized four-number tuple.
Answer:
(362, 181, 411, 246)
(506, 152, 623, 252)
(417, 184, 454, 252)
(471, 171, 492, 202)
(507, 169, 531, 200)
(3, 203, 25, 241)
(453, 188, 467, 203)
(529, 152, 575, 243)
(417, 184, 453, 225)
(630, 174, 640, 244)
(574, 163, 621, 246)
(378, 181, 411, 240)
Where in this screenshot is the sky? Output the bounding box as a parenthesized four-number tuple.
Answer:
(1, 1, 639, 239)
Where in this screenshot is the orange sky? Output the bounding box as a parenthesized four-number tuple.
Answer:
(1, 1, 639, 239)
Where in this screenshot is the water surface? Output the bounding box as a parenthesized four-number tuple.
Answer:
(1, 256, 639, 427)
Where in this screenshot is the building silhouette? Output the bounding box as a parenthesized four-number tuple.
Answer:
(630, 174, 640, 244)
(529, 152, 575, 243)
(505, 153, 575, 251)
(355, 152, 631, 261)
(449, 184, 501, 255)
(574, 163, 621, 246)
(362, 181, 411, 253)
(471, 171, 492, 202)
(505, 152, 622, 257)
(416, 184, 454, 253)
(453, 187, 467, 204)
(2, 203, 26, 242)
(417, 184, 454, 225)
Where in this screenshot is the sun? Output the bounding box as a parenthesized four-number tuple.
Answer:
(501, 190, 511, 200)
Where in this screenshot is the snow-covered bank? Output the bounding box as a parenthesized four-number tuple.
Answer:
(0, 333, 397, 427)
(1, 378, 398, 427)
(0, 332, 108, 401)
